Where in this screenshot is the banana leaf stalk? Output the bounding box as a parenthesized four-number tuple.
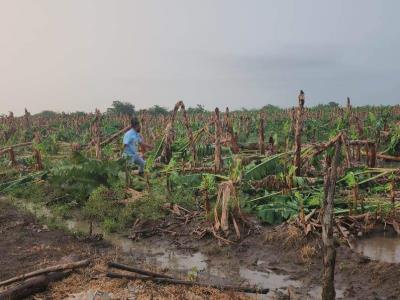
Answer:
(0, 171, 47, 192)
(357, 170, 394, 185)
(336, 167, 399, 184)
(244, 152, 288, 178)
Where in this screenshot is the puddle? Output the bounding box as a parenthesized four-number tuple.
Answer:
(239, 268, 300, 290)
(154, 251, 208, 271)
(353, 232, 400, 263)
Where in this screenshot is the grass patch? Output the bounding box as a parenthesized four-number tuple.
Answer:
(6, 182, 47, 203)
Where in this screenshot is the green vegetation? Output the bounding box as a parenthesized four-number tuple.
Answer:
(1, 100, 400, 238)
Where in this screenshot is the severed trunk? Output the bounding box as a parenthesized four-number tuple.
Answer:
(294, 90, 305, 176)
(33, 148, 43, 170)
(160, 123, 174, 164)
(214, 108, 223, 173)
(180, 102, 197, 163)
(352, 184, 359, 214)
(321, 138, 341, 300)
(390, 179, 396, 205)
(160, 101, 196, 164)
(346, 97, 352, 122)
(269, 135, 275, 154)
(356, 144, 361, 161)
(204, 191, 211, 219)
(93, 109, 102, 159)
(341, 134, 352, 168)
(225, 108, 240, 153)
(9, 147, 17, 166)
(24, 108, 31, 129)
(369, 143, 377, 168)
(95, 137, 101, 159)
(258, 113, 265, 155)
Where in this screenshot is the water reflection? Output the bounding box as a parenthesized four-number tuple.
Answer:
(353, 233, 400, 263)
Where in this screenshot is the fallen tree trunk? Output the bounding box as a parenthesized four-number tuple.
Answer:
(106, 272, 269, 294)
(359, 151, 400, 162)
(0, 142, 33, 154)
(100, 125, 130, 147)
(0, 259, 90, 287)
(307, 133, 342, 159)
(108, 262, 173, 279)
(180, 166, 215, 174)
(0, 271, 70, 300)
(376, 153, 400, 162)
(239, 142, 267, 151)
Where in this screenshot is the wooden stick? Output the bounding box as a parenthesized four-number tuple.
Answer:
(106, 272, 269, 294)
(108, 262, 173, 279)
(0, 259, 90, 287)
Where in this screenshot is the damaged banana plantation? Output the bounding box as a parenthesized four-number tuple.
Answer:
(1, 94, 400, 300)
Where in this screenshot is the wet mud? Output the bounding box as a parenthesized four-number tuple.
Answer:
(2, 197, 400, 299)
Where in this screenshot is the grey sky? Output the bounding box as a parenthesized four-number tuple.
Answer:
(1, 0, 399, 114)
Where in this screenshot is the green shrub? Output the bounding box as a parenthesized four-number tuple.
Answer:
(83, 185, 120, 223)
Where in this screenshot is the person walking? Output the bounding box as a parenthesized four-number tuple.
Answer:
(123, 117, 151, 176)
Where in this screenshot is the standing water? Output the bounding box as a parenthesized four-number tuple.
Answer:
(353, 232, 400, 263)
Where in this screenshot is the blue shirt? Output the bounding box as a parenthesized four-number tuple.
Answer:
(123, 128, 143, 157)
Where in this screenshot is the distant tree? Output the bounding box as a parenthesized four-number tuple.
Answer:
(107, 101, 135, 116)
(71, 111, 86, 116)
(187, 104, 206, 114)
(261, 104, 281, 112)
(147, 105, 169, 116)
(328, 101, 339, 108)
(36, 110, 58, 117)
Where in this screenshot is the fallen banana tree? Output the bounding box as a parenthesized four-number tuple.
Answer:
(213, 180, 244, 241)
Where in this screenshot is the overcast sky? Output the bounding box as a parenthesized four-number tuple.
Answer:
(1, 1, 399, 114)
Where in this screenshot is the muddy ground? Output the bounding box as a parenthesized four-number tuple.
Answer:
(1, 200, 400, 299)
(130, 214, 400, 300)
(0, 201, 250, 299)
